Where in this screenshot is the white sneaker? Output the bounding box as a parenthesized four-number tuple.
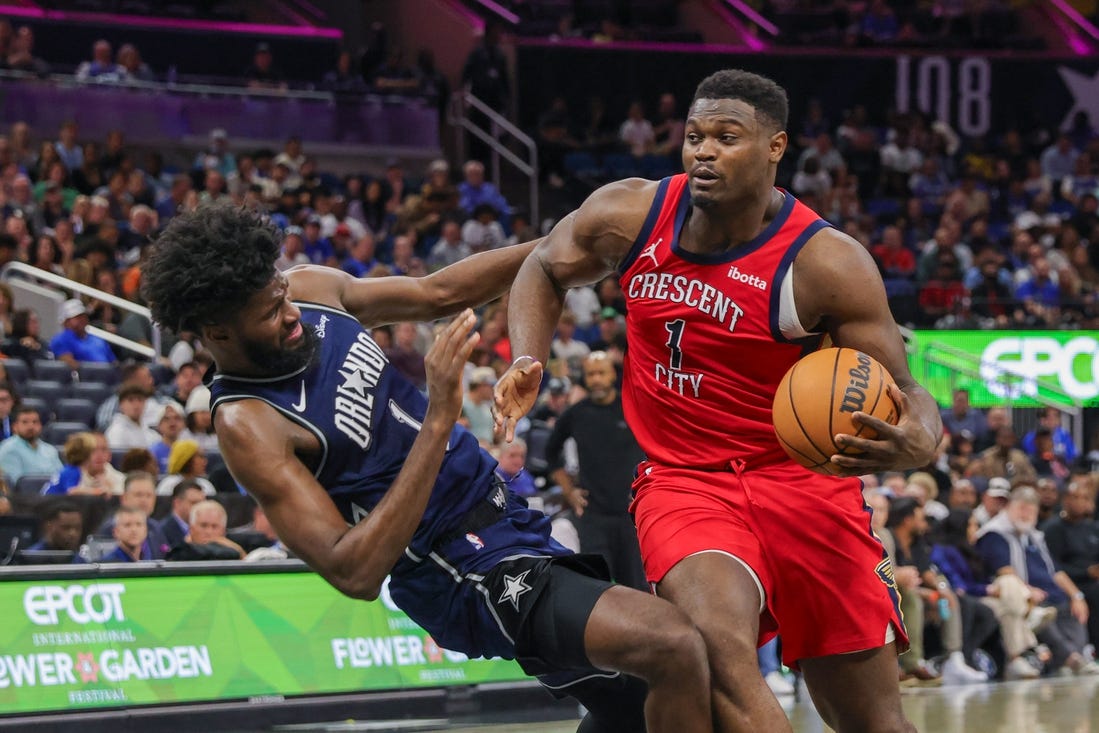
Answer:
(1004, 656, 1040, 680)
(1075, 661, 1099, 676)
(764, 670, 795, 696)
(941, 651, 988, 685)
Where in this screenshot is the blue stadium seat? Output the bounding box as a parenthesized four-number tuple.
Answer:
(603, 153, 644, 179)
(55, 398, 97, 428)
(33, 361, 75, 384)
(44, 421, 89, 448)
(78, 362, 120, 386)
(1, 358, 29, 386)
(14, 474, 52, 495)
(18, 397, 51, 424)
(563, 151, 602, 178)
(70, 382, 114, 405)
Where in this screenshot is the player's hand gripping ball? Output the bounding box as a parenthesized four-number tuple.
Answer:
(772, 347, 899, 475)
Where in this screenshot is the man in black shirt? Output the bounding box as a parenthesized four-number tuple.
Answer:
(545, 352, 646, 591)
(1043, 478, 1099, 646)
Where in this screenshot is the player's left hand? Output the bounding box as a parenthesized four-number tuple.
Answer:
(828, 383, 937, 476)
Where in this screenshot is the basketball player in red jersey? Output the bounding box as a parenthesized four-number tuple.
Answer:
(495, 69, 941, 732)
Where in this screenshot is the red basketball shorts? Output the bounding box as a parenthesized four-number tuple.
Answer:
(630, 460, 907, 667)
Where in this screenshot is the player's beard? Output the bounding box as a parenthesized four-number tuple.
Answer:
(242, 322, 319, 376)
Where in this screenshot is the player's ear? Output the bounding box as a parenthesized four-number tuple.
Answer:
(202, 322, 230, 344)
(769, 130, 787, 163)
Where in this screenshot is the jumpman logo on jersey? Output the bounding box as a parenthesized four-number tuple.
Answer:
(639, 238, 662, 268)
(498, 569, 532, 611)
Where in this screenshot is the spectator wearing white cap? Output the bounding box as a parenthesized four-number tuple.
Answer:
(49, 298, 116, 369)
(462, 366, 497, 445)
(973, 477, 1012, 527)
(185, 385, 218, 453)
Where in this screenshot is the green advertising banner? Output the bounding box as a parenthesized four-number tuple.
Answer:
(0, 572, 527, 715)
(908, 330, 1099, 408)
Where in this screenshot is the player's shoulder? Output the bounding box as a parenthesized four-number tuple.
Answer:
(796, 225, 877, 279)
(573, 177, 666, 241)
(286, 265, 351, 310)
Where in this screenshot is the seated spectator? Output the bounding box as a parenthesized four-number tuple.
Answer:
(383, 322, 426, 391)
(49, 298, 116, 369)
(871, 225, 916, 280)
(879, 130, 923, 196)
(95, 471, 168, 556)
(148, 401, 188, 475)
(494, 439, 536, 498)
(274, 226, 310, 271)
(370, 46, 419, 94)
(104, 384, 158, 451)
(877, 498, 942, 684)
(917, 250, 966, 324)
(947, 478, 978, 511)
(462, 367, 497, 446)
(551, 310, 591, 382)
(619, 101, 654, 157)
(102, 507, 154, 562)
(940, 388, 985, 443)
(156, 478, 206, 549)
(167, 500, 244, 561)
(0, 383, 14, 441)
(24, 500, 82, 559)
(396, 159, 460, 241)
(1032, 431, 1072, 485)
(96, 362, 163, 431)
(967, 427, 1038, 485)
(1039, 134, 1079, 184)
(930, 508, 1041, 679)
(75, 39, 126, 83)
(341, 231, 380, 278)
(652, 92, 685, 158)
(156, 439, 216, 496)
(322, 49, 367, 94)
(428, 219, 472, 270)
(1043, 477, 1099, 648)
(908, 158, 951, 211)
(458, 160, 510, 227)
(244, 43, 286, 91)
(0, 406, 63, 484)
(7, 26, 48, 77)
(116, 43, 154, 83)
(973, 477, 1011, 526)
(976, 487, 1099, 676)
(797, 133, 847, 179)
(966, 254, 1014, 327)
(791, 157, 833, 209)
(119, 447, 159, 475)
(1022, 407, 1077, 466)
(1014, 256, 1061, 326)
(184, 385, 218, 453)
(43, 431, 124, 496)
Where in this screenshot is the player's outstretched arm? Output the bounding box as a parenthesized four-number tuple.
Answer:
(216, 310, 480, 601)
(495, 180, 653, 441)
(286, 240, 540, 329)
(794, 229, 941, 474)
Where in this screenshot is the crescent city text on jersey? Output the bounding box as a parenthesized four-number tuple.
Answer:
(335, 331, 387, 450)
(626, 272, 745, 332)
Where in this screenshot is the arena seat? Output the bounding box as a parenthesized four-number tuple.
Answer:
(19, 396, 52, 424)
(55, 398, 98, 427)
(14, 474, 52, 495)
(70, 382, 114, 405)
(1, 358, 30, 386)
(44, 421, 90, 447)
(78, 362, 121, 386)
(33, 360, 75, 384)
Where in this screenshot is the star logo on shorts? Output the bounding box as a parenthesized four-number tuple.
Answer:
(498, 569, 532, 611)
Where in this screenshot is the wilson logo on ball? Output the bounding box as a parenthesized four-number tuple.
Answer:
(839, 352, 873, 414)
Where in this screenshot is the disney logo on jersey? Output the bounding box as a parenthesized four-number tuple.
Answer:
(726, 265, 767, 291)
(334, 332, 388, 450)
(627, 273, 745, 333)
(316, 314, 330, 339)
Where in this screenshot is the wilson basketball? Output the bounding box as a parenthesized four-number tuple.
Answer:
(772, 347, 899, 475)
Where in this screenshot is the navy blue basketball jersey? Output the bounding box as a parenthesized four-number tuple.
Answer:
(209, 302, 496, 556)
(209, 302, 570, 658)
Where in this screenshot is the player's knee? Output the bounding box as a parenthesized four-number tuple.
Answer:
(636, 610, 708, 682)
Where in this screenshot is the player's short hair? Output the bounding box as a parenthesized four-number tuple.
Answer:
(142, 204, 280, 333)
(692, 69, 788, 132)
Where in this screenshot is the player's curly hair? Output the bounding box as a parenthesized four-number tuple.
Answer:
(141, 204, 280, 333)
(692, 69, 788, 132)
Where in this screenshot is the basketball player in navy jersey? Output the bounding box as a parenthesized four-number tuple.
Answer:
(496, 70, 942, 732)
(141, 204, 711, 733)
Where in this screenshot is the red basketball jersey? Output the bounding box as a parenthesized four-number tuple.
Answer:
(618, 174, 830, 469)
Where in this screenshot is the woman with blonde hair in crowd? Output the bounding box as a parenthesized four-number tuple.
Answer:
(43, 431, 125, 496)
(156, 439, 215, 496)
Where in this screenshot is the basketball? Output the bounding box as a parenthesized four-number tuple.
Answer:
(772, 347, 899, 475)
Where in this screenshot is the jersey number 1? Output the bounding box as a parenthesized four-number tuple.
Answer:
(664, 319, 685, 369)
